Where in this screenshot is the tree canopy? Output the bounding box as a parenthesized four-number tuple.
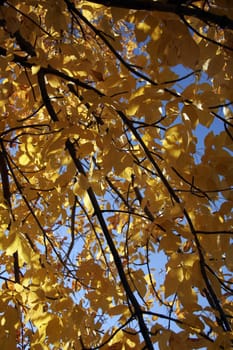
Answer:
(0, 0, 233, 349)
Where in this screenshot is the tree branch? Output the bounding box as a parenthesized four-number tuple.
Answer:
(87, 0, 233, 30)
(66, 139, 154, 349)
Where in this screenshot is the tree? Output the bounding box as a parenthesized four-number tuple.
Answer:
(0, 0, 232, 348)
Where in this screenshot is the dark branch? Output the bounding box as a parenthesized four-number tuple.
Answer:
(86, 0, 233, 30)
(66, 139, 154, 350)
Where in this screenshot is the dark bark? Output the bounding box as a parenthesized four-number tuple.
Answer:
(87, 0, 233, 30)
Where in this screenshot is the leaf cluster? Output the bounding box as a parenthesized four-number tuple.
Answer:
(0, 0, 232, 349)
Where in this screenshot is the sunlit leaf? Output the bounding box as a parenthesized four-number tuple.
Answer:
(0, 0, 232, 349)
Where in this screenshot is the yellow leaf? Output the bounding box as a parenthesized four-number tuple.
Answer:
(109, 304, 129, 317)
(47, 75, 61, 88)
(73, 174, 90, 196)
(151, 25, 162, 41)
(14, 283, 24, 293)
(5, 231, 20, 256)
(46, 317, 62, 343)
(120, 166, 133, 181)
(19, 154, 30, 166)
(0, 99, 7, 107)
(31, 65, 41, 75)
(136, 22, 151, 42)
(126, 103, 139, 116)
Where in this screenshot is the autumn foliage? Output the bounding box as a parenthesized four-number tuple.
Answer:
(0, 0, 233, 349)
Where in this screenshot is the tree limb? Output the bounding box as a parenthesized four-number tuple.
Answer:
(87, 0, 233, 30)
